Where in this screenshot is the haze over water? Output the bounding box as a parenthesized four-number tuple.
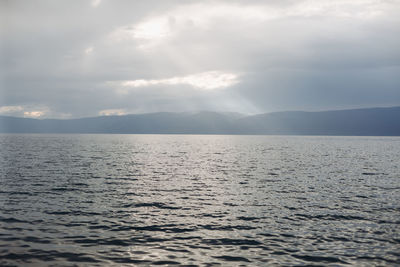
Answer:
(1, 134, 399, 266)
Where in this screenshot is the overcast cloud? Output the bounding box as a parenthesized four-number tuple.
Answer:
(1, 0, 399, 118)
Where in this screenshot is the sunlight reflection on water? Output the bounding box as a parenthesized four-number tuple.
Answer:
(0, 134, 399, 266)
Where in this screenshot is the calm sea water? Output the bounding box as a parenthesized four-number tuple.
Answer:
(0, 134, 399, 266)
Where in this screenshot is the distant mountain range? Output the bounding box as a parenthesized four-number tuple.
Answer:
(1, 107, 399, 135)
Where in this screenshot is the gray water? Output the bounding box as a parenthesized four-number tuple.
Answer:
(0, 134, 399, 266)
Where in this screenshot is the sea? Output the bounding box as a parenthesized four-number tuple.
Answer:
(0, 134, 399, 266)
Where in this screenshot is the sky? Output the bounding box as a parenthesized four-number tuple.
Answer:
(1, 0, 400, 118)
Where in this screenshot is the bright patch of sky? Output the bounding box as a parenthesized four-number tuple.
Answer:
(0, 105, 24, 114)
(112, 0, 387, 47)
(91, 0, 101, 8)
(85, 46, 94, 55)
(23, 111, 45, 118)
(117, 71, 239, 91)
(99, 109, 126, 116)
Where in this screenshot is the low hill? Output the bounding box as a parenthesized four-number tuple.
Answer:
(0, 107, 399, 135)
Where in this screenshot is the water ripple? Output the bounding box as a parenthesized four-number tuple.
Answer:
(1, 134, 399, 266)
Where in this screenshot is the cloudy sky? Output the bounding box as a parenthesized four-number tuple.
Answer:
(1, 0, 399, 118)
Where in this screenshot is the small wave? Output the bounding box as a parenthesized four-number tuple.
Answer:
(45, 210, 103, 216)
(70, 182, 89, 187)
(354, 255, 398, 264)
(0, 216, 27, 223)
(295, 213, 366, 221)
(122, 202, 180, 210)
(213, 255, 251, 262)
(201, 224, 256, 231)
(72, 238, 131, 247)
(291, 254, 348, 264)
(110, 224, 196, 233)
(152, 260, 181, 265)
(0, 250, 101, 263)
(101, 256, 151, 264)
(22, 236, 52, 244)
(237, 216, 259, 221)
(202, 238, 262, 246)
(51, 187, 79, 192)
(362, 172, 382, 176)
(5, 191, 34, 196)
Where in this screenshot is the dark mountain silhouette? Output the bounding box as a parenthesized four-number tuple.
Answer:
(236, 107, 400, 135)
(0, 107, 399, 135)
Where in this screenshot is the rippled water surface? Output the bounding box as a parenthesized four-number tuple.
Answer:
(0, 134, 399, 266)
